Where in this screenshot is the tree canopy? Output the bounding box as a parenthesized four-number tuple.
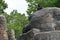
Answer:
(0, 0, 7, 14)
(26, 0, 60, 16)
(0, 0, 29, 39)
(7, 10, 29, 38)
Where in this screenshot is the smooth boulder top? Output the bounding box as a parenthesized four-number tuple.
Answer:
(30, 7, 60, 21)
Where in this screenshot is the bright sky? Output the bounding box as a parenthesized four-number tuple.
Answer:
(4, 0, 28, 15)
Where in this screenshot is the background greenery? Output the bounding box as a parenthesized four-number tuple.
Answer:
(1, 0, 60, 39)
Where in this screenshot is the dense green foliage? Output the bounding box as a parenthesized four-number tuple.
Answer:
(0, 0, 7, 14)
(3, 10, 29, 39)
(0, 0, 29, 39)
(7, 10, 29, 38)
(26, 0, 60, 16)
(4, 10, 29, 39)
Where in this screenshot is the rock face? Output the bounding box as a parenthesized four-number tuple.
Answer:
(24, 30, 60, 40)
(18, 7, 60, 40)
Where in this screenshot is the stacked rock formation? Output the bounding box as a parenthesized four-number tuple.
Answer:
(18, 7, 60, 40)
(0, 15, 8, 40)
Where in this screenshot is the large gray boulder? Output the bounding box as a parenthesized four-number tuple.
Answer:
(29, 7, 60, 31)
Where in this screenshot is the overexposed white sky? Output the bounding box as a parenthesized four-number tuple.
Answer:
(4, 0, 28, 14)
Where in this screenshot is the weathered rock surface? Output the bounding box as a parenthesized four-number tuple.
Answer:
(23, 29, 60, 40)
(34, 31, 60, 40)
